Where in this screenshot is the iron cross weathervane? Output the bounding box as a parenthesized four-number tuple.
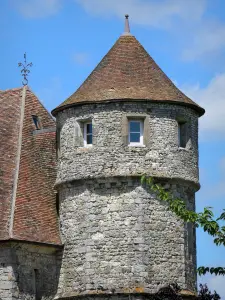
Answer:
(18, 53, 33, 86)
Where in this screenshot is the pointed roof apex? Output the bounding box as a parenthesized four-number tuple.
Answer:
(123, 14, 132, 36)
(52, 34, 205, 117)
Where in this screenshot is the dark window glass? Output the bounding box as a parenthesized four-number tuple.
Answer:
(86, 123, 92, 145)
(56, 193, 59, 216)
(87, 134, 92, 145)
(87, 123, 92, 134)
(32, 115, 41, 130)
(56, 127, 61, 157)
(34, 269, 41, 300)
(130, 121, 140, 132)
(130, 132, 140, 143)
(178, 122, 187, 148)
(129, 121, 141, 143)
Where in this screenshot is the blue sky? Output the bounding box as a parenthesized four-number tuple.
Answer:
(1, 0, 225, 297)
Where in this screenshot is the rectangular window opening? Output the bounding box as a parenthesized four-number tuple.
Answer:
(56, 193, 59, 216)
(56, 127, 61, 157)
(178, 121, 187, 148)
(34, 269, 41, 300)
(129, 120, 144, 146)
(32, 115, 42, 130)
(84, 122, 92, 146)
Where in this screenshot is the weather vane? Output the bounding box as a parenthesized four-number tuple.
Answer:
(18, 52, 33, 86)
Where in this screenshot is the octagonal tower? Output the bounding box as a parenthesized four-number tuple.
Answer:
(52, 16, 205, 300)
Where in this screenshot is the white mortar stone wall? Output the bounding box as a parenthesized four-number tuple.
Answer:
(0, 245, 14, 300)
(0, 242, 61, 300)
(56, 102, 199, 186)
(55, 101, 199, 299)
(56, 179, 196, 299)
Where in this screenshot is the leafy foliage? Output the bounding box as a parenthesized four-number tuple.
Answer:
(153, 284, 220, 300)
(198, 284, 220, 300)
(198, 267, 225, 276)
(154, 283, 182, 300)
(141, 176, 225, 276)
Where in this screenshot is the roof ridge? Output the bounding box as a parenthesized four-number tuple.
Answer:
(25, 88, 56, 122)
(0, 86, 24, 239)
(9, 86, 27, 238)
(0, 86, 60, 243)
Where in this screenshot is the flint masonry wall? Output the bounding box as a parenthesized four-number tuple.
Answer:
(56, 102, 199, 185)
(55, 101, 199, 299)
(56, 178, 196, 299)
(0, 242, 61, 300)
(0, 244, 14, 300)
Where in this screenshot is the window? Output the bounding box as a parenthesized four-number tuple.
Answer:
(56, 127, 61, 157)
(32, 115, 42, 130)
(128, 120, 143, 146)
(84, 122, 92, 146)
(178, 121, 188, 148)
(56, 193, 59, 216)
(34, 269, 41, 300)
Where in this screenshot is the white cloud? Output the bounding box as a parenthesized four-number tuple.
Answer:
(180, 73, 225, 141)
(75, 0, 225, 62)
(215, 156, 225, 198)
(197, 155, 225, 199)
(75, 0, 205, 29)
(10, 0, 225, 61)
(214, 157, 225, 198)
(10, 0, 62, 18)
(182, 21, 225, 62)
(72, 52, 89, 65)
(199, 275, 225, 299)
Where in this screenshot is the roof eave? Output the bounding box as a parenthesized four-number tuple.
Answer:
(0, 237, 63, 248)
(51, 98, 205, 117)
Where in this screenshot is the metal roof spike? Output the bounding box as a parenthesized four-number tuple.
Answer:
(123, 14, 131, 36)
(52, 22, 205, 117)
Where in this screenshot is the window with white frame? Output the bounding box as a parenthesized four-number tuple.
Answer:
(84, 122, 92, 146)
(128, 120, 144, 146)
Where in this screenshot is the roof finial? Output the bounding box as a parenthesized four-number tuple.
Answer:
(18, 52, 33, 86)
(123, 14, 131, 35)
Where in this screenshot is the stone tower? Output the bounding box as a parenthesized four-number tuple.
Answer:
(52, 16, 205, 300)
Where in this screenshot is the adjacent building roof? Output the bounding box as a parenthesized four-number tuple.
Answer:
(52, 18, 204, 116)
(0, 87, 61, 245)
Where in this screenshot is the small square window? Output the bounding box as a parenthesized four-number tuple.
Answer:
(84, 122, 92, 146)
(129, 120, 143, 146)
(178, 121, 188, 148)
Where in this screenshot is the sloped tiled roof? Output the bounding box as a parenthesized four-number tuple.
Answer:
(52, 35, 204, 116)
(0, 88, 22, 240)
(0, 87, 61, 245)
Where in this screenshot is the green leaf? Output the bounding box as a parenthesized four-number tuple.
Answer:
(141, 175, 146, 185)
(217, 211, 225, 221)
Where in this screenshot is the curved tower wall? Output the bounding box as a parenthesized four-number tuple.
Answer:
(56, 101, 199, 298)
(57, 102, 199, 184)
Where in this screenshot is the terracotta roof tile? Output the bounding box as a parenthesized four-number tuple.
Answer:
(52, 35, 204, 116)
(0, 87, 61, 245)
(0, 89, 22, 240)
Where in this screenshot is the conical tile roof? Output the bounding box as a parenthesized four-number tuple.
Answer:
(52, 34, 204, 116)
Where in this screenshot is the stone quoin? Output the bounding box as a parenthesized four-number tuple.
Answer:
(0, 15, 204, 300)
